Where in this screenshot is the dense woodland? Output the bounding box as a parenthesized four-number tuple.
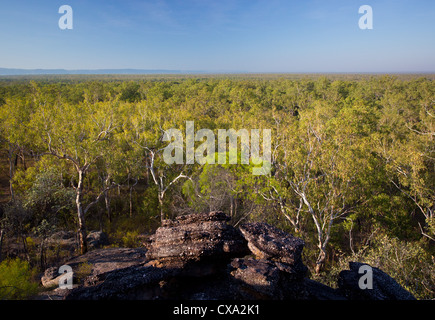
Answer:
(0, 74, 433, 299)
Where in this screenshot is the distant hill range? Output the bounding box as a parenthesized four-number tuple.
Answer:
(0, 68, 201, 75)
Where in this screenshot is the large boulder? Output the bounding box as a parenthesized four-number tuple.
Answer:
(65, 264, 178, 300)
(228, 256, 347, 300)
(86, 231, 109, 250)
(53, 213, 417, 301)
(63, 218, 313, 300)
(239, 222, 307, 276)
(39, 247, 148, 299)
(41, 266, 64, 289)
(146, 211, 249, 263)
(65, 261, 237, 300)
(228, 222, 310, 300)
(337, 262, 416, 300)
(229, 257, 308, 299)
(302, 278, 347, 300)
(64, 212, 249, 300)
(63, 247, 148, 277)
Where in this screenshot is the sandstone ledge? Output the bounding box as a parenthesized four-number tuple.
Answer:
(37, 212, 415, 300)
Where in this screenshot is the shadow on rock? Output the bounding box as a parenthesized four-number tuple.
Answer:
(37, 212, 415, 300)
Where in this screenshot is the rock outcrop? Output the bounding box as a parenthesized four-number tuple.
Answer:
(44, 230, 109, 254)
(38, 247, 148, 299)
(86, 231, 109, 250)
(229, 222, 309, 299)
(51, 212, 415, 300)
(337, 262, 416, 300)
(64, 263, 180, 300)
(64, 211, 249, 300)
(229, 258, 308, 299)
(239, 222, 307, 275)
(239, 222, 305, 264)
(146, 211, 249, 263)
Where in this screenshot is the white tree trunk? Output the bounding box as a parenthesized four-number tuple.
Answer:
(76, 169, 87, 255)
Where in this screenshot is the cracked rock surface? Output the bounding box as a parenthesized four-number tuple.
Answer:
(37, 212, 415, 300)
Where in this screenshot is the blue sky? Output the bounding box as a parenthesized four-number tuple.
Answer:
(0, 0, 434, 72)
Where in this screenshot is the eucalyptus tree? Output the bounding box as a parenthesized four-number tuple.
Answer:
(28, 87, 121, 254)
(262, 98, 379, 273)
(377, 78, 435, 242)
(128, 98, 191, 223)
(0, 92, 34, 201)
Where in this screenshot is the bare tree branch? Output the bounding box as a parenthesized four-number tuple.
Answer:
(84, 182, 118, 215)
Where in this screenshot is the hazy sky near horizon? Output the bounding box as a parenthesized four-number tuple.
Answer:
(1, 0, 434, 73)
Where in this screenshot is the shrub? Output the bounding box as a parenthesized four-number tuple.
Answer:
(121, 230, 140, 248)
(323, 235, 435, 300)
(74, 262, 93, 284)
(0, 258, 39, 299)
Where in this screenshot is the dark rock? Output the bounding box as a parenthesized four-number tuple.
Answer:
(65, 264, 178, 300)
(239, 222, 305, 265)
(46, 230, 77, 253)
(161, 210, 230, 227)
(50, 230, 76, 240)
(145, 257, 226, 278)
(229, 258, 283, 299)
(39, 247, 148, 298)
(50, 213, 416, 301)
(86, 231, 109, 249)
(41, 266, 60, 289)
(337, 262, 416, 300)
(64, 247, 148, 277)
(239, 222, 307, 278)
(47, 230, 109, 251)
(64, 212, 249, 300)
(146, 211, 249, 262)
(229, 257, 307, 299)
(303, 279, 347, 300)
(65, 261, 237, 300)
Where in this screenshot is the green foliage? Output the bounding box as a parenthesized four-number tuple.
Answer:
(1, 199, 32, 237)
(324, 235, 435, 300)
(121, 230, 140, 248)
(0, 75, 434, 295)
(0, 258, 39, 300)
(75, 262, 93, 284)
(119, 81, 141, 102)
(24, 168, 75, 215)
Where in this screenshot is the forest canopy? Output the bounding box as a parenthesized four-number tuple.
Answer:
(0, 74, 433, 299)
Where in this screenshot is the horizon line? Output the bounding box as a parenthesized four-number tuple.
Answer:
(1, 67, 435, 76)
